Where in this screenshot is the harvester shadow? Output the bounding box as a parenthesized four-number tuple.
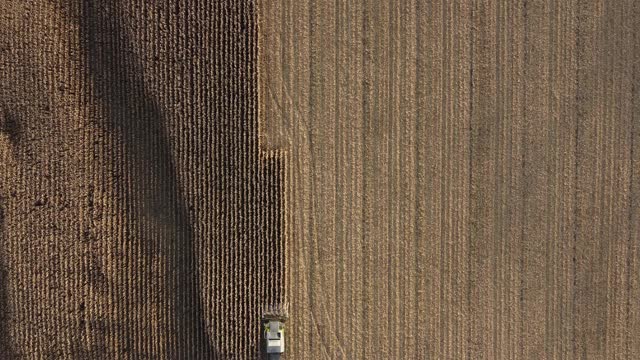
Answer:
(0, 204, 16, 358)
(81, 2, 218, 358)
(0, 267, 15, 358)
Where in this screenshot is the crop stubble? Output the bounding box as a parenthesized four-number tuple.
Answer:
(259, 0, 640, 358)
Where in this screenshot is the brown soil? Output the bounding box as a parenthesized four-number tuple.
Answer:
(260, 0, 640, 358)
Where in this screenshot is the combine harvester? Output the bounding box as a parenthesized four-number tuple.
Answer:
(262, 303, 289, 359)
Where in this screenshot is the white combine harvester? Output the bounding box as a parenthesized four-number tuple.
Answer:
(262, 303, 288, 359)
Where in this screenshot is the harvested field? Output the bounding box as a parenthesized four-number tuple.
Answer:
(1, 1, 284, 358)
(259, 0, 640, 358)
(1, 0, 640, 359)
